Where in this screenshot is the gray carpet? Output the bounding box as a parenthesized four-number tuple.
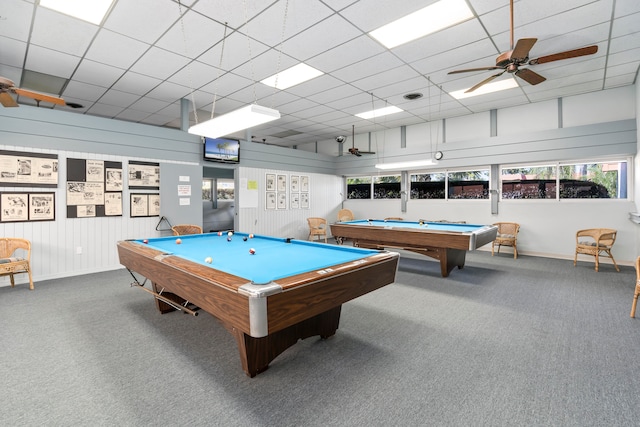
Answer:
(1, 251, 639, 427)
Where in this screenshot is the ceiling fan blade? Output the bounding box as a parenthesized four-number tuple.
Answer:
(448, 66, 503, 75)
(465, 70, 506, 93)
(0, 92, 19, 107)
(13, 88, 66, 106)
(511, 38, 537, 60)
(515, 68, 546, 86)
(529, 45, 598, 65)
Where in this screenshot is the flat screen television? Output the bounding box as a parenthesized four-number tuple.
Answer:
(203, 137, 240, 164)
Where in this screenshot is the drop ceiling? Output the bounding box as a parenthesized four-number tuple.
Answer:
(1, 0, 638, 148)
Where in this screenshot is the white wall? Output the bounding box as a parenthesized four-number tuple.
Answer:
(237, 166, 343, 240)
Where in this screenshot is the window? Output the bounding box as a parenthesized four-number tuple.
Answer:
(559, 161, 627, 199)
(501, 160, 628, 200)
(501, 165, 556, 199)
(202, 179, 213, 201)
(347, 176, 372, 199)
(217, 180, 235, 200)
(374, 175, 401, 199)
(410, 172, 446, 199)
(448, 169, 489, 199)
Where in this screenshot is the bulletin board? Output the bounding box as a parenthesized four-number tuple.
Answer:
(66, 158, 123, 218)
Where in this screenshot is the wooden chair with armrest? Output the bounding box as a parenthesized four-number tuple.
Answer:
(0, 238, 34, 290)
(574, 228, 619, 272)
(307, 217, 328, 243)
(491, 222, 520, 259)
(171, 224, 203, 236)
(630, 256, 640, 318)
(337, 209, 354, 222)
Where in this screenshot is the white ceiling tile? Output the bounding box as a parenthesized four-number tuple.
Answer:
(155, 10, 227, 58)
(73, 59, 124, 87)
(145, 81, 191, 103)
(192, 0, 273, 30)
(282, 14, 362, 62)
(0, 36, 27, 68)
(85, 29, 150, 70)
(248, 0, 335, 48)
(0, 0, 33, 41)
(86, 102, 124, 118)
(104, 0, 180, 44)
(24, 45, 80, 78)
(63, 80, 108, 100)
(197, 31, 270, 72)
(128, 96, 171, 114)
(307, 36, 385, 73)
(129, 47, 191, 80)
(111, 71, 161, 96)
(31, 7, 97, 56)
(98, 89, 141, 108)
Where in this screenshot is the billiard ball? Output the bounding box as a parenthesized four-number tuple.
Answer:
(243, 236, 248, 241)
(176, 238, 182, 244)
(249, 248, 256, 254)
(143, 239, 148, 244)
(217, 231, 223, 236)
(249, 233, 254, 239)
(227, 231, 233, 237)
(227, 237, 232, 242)
(204, 257, 213, 264)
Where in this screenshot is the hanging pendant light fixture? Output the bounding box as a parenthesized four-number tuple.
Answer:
(187, 0, 283, 138)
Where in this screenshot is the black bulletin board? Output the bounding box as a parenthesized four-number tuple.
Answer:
(66, 158, 123, 218)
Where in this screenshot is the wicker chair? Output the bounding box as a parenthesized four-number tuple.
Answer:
(574, 228, 619, 272)
(337, 209, 354, 222)
(171, 224, 203, 236)
(307, 217, 328, 243)
(0, 238, 34, 290)
(491, 222, 520, 259)
(630, 256, 640, 318)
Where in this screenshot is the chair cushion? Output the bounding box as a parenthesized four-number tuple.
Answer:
(498, 233, 515, 238)
(578, 240, 597, 246)
(0, 257, 24, 264)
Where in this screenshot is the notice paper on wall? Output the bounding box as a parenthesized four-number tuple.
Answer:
(178, 184, 191, 196)
(179, 198, 190, 206)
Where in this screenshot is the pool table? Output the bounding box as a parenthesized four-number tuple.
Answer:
(330, 219, 497, 277)
(117, 232, 399, 377)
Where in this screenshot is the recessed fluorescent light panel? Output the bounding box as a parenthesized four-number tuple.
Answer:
(449, 78, 519, 99)
(260, 63, 324, 90)
(369, 0, 474, 49)
(355, 105, 403, 120)
(40, 0, 114, 25)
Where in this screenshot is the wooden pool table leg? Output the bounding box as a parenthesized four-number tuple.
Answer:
(441, 248, 467, 277)
(232, 306, 342, 377)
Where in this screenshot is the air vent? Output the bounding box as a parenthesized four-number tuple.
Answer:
(403, 92, 423, 100)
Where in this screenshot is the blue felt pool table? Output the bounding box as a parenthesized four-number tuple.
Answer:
(330, 219, 498, 277)
(117, 232, 399, 377)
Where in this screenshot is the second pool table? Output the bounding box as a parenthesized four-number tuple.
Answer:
(330, 219, 497, 277)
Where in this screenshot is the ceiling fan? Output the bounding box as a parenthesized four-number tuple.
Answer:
(0, 76, 83, 109)
(448, 0, 598, 93)
(338, 125, 375, 157)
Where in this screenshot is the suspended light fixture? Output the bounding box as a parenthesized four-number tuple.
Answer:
(375, 159, 438, 170)
(188, 104, 280, 138)
(186, 0, 285, 138)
